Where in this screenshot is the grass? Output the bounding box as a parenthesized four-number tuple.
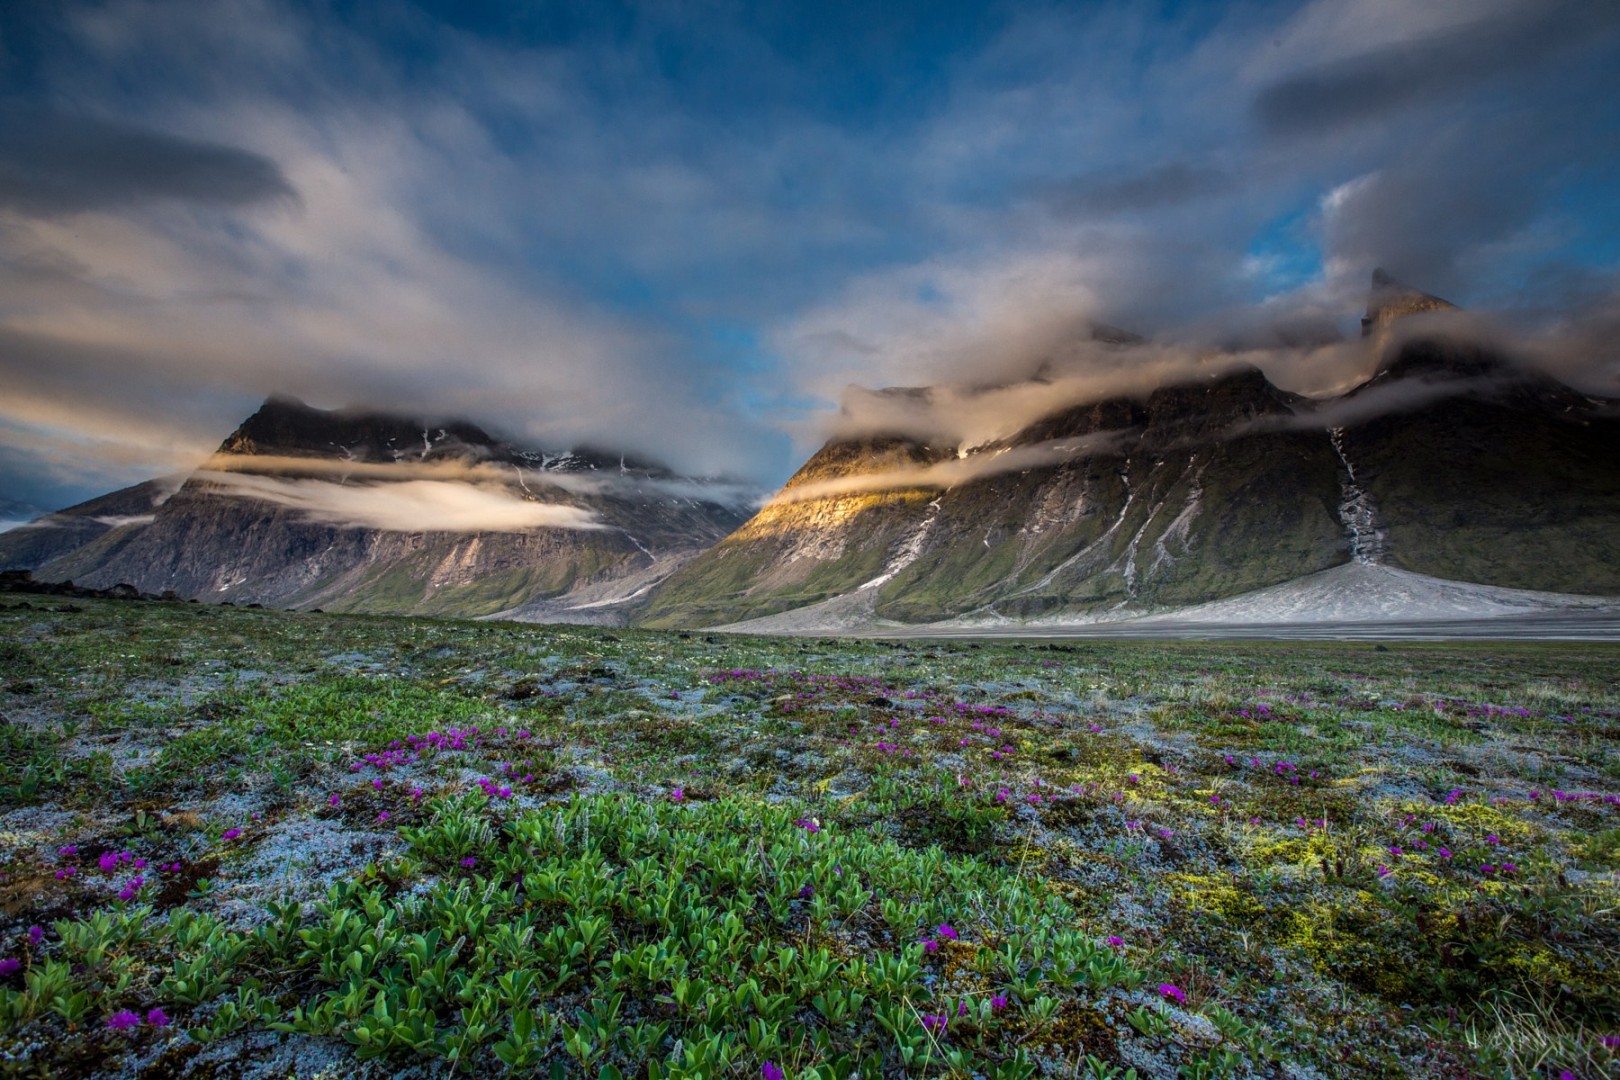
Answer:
(0, 594, 1616, 1077)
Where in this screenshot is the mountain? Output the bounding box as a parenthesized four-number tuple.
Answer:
(0, 479, 179, 572)
(638, 272, 1620, 630)
(25, 397, 752, 621)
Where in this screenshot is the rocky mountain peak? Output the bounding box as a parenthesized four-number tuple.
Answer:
(1360, 268, 1457, 341)
(221, 396, 498, 462)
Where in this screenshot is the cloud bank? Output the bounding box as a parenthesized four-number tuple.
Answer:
(192, 471, 603, 533)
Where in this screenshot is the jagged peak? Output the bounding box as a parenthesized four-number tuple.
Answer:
(1361, 268, 1457, 339)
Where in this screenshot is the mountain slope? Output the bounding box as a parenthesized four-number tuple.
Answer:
(32, 398, 751, 620)
(640, 367, 1351, 627)
(0, 479, 178, 572)
(640, 274, 1620, 629)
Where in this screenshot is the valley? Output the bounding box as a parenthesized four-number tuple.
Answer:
(1, 595, 1615, 1077)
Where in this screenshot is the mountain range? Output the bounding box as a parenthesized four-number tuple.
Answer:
(5, 273, 1618, 628)
(0, 397, 750, 620)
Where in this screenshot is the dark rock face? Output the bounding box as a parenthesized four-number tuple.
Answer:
(29, 399, 751, 621)
(641, 277, 1620, 628)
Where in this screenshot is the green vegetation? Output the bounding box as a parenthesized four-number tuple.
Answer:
(0, 594, 1616, 1077)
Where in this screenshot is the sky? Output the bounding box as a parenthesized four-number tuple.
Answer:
(2, 0, 1618, 522)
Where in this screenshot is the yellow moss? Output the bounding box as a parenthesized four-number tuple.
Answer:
(1170, 872, 1265, 924)
(1430, 802, 1534, 841)
(1279, 900, 1415, 999)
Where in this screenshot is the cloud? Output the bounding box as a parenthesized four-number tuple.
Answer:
(1043, 163, 1231, 218)
(191, 470, 604, 533)
(0, 107, 297, 215)
(199, 452, 765, 508)
(1253, 0, 1620, 137)
(1, 0, 1617, 518)
(768, 432, 1132, 505)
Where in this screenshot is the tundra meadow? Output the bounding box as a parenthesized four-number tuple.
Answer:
(0, 595, 1616, 1079)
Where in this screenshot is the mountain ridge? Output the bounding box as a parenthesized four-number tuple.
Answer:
(637, 271, 1620, 629)
(10, 398, 753, 620)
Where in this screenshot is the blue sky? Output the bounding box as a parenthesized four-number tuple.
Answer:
(1, 0, 1618, 518)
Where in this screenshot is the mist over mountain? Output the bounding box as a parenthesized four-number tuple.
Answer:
(4, 397, 753, 621)
(640, 272, 1620, 630)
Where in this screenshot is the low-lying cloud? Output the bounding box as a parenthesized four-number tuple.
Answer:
(770, 432, 1131, 505)
(200, 453, 763, 508)
(192, 471, 604, 533)
(819, 303, 1618, 453)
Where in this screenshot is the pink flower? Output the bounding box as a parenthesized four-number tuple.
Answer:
(669, 787, 685, 802)
(328, 793, 341, 807)
(1159, 983, 1187, 1005)
(221, 828, 241, 841)
(921, 939, 939, 953)
(1106, 935, 1124, 948)
(935, 924, 958, 941)
(107, 1009, 141, 1030)
(991, 994, 1008, 1011)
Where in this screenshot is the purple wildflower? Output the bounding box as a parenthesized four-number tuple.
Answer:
(936, 924, 958, 941)
(27, 926, 43, 946)
(1106, 935, 1124, 948)
(991, 994, 1009, 1011)
(670, 787, 685, 802)
(921, 1013, 948, 1034)
(107, 1010, 141, 1030)
(1159, 984, 1187, 1006)
(146, 1007, 170, 1027)
(761, 1064, 785, 1080)
(921, 939, 939, 953)
(221, 828, 241, 841)
(0, 958, 20, 977)
(460, 856, 476, 869)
